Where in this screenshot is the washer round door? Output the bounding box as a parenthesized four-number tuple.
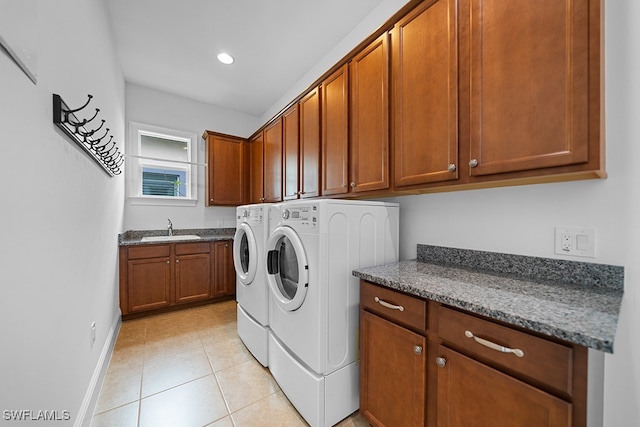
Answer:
(265, 226, 309, 311)
(233, 222, 257, 285)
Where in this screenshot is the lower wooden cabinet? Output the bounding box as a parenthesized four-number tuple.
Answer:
(213, 240, 235, 297)
(120, 240, 235, 318)
(175, 243, 212, 304)
(436, 346, 571, 427)
(359, 280, 587, 427)
(360, 310, 426, 427)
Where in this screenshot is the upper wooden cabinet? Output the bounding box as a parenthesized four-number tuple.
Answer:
(465, 0, 597, 178)
(264, 119, 283, 202)
(299, 87, 322, 199)
(203, 131, 245, 206)
(392, 0, 459, 189)
(248, 132, 264, 204)
(205, 0, 603, 203)
(350, 32, 390, 193)
(283, 104, 300, 201)
(321, 65, 350, 196)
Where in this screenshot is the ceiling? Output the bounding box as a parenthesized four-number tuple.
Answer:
(104, 0, 387, 118)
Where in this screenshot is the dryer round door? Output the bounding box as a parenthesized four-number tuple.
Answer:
(233, 222, 257, 285)
(265, 226, 309, 311)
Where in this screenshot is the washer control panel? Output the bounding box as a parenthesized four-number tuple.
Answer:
(238, 206, 264, 224)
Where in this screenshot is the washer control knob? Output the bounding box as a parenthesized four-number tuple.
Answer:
(242, 210, 249, 218)
(282, 209, 290, 220)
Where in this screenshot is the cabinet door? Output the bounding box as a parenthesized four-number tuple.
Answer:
(299, 87, 321, 199)
(467, 0, 589, 176)
(283, 104, 300, 201)
(392, 0, 458, 188)
(214, 240, 235, 297)
(360, 310, 426, 427)
(127, 257, 172, 312)
(175, 253, 211, 304)
(350, 32, 390, 193)
(322, 65, 349, 196)
(264, 119, 283, 202)
(206, 133, 245, 206)
(436, 345, 571, 427)
(249, 132, 264, 204)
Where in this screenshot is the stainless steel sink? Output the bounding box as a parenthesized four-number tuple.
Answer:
(141, 235, 202, 242)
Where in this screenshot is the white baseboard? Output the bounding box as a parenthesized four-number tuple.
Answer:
(75, 310, 122, 427)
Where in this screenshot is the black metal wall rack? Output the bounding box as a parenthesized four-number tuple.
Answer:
(52, 93, 123, 176)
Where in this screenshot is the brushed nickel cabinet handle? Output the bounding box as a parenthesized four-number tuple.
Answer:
(448, 163, 456, 172)
(436, 357, 446, 368)
(464, 330, 524, 358)
(374, 296, 404, 312)
(413, 345, 423, 355)
(469, 159, 479, 168)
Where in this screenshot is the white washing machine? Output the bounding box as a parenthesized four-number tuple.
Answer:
(265, 199, 399, 427)
(234, 203, 271, 367)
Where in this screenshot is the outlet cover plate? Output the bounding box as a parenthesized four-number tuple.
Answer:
(554, 227, 596, 257)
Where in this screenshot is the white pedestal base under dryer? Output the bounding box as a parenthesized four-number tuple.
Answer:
(234, 204, 271, 367)
(265, 199, 399, 427)
(268, 331, 359, 427)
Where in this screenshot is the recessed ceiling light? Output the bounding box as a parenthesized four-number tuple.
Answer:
(217, 52, 234, 65)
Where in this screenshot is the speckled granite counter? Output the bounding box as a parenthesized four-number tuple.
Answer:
(353, 245, 624, 353)
(119, 228, 236, 246)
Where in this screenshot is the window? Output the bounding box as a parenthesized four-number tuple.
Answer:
(127, 122, 199, 206)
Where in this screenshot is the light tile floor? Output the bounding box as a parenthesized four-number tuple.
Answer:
(91, 301, 369, 427)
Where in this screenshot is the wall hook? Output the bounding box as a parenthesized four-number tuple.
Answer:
(53, 93, 122, 176)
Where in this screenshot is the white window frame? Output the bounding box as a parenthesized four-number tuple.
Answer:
(126, 121, 199, 206)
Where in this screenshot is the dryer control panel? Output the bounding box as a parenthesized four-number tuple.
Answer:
(281, 206, 317, 229)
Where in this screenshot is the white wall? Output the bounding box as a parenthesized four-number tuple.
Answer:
(378, 1, 639, 425)
(123, 83, 260, 231)
(259, 0, 412, 125)
(0, 0, 124, 425)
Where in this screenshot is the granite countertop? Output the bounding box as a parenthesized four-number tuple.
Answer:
(353, 245, 624, 353)
(119, 228, 236, 246)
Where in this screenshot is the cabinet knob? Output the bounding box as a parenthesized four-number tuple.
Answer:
(469, 159, 479, 168)
(341, 183, 347, 188)
(176, 259, 179, 263)
(448, 163, 456, 172)
(413, 345, 423, 355)
(166, 261, 170, 264)
(436, 357, 447, 368)
(350, 182, 356, 188)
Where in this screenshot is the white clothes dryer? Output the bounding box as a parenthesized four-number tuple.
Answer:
(234, 203, 271, 366)
(265, 199, 399, 427)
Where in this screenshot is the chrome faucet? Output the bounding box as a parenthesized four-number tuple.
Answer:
(167, 219, 173, 236)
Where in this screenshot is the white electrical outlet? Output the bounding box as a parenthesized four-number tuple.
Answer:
(554, 227, 596, 257)
(90, 321, 96, 348)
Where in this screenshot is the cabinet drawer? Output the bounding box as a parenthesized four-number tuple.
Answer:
(360, 281, 427, 331)
(127, 244, 171, 260)
(175, 242, 211, 255)
(437, 305, 573, 396)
